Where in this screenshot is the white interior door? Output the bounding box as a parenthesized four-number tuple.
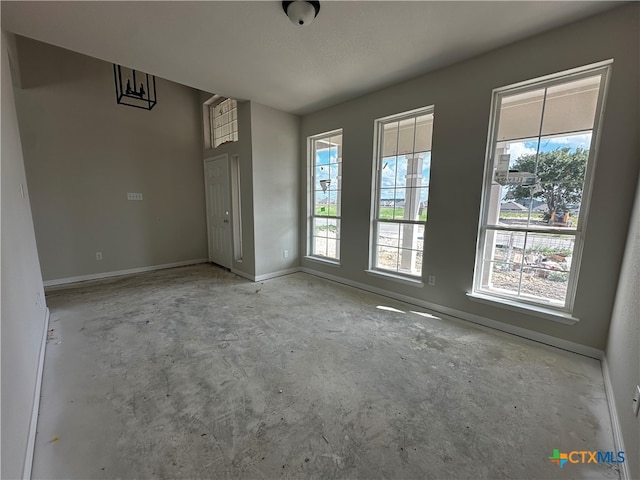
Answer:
(204, 155, 232, 269)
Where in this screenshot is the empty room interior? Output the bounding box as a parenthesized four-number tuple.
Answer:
(2, 1, 639, 479)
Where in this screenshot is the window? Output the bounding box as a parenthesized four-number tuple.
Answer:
(473, 62, 610, 312)
(309, 130, 342, 261)
(371, 107, 434, 277)
(210, 98, 238, 148)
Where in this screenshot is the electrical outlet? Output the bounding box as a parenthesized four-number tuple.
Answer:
(283, 249, 289, 258)
(127, 193, 143, 201)
(633, 385, 640, 417)
(96, 252, 103, 261)
(428, 275, 436, 286)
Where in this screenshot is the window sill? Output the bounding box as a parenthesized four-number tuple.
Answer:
(466, 292, 579, 325)
(365, 269, 424, 288)
(304, 256, 341, 267)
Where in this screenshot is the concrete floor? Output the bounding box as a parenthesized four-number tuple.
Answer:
(34, 264, 619, 479)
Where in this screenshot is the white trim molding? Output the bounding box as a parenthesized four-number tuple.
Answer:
(467, 292, 579, 325)
(230, 268, 255, 282)
(255, 268, 300, 282)
(300, 267, 603, 359)
(601, 355, 630, 480)
(231, 267, 300, 282)
(43, 259, 209, 289)
(365, 269, 424, 288)
(23, 307, 50, 480)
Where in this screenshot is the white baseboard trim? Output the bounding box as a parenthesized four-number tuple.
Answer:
(255, 268, 300, 282)
(300, 267, 603, 360)
(230, 268, 256, 282)
(23, 307, 50, 480)
(43, 259, 209, 289)
(601, 355, 629, 480)
(230, 267, 300, 282)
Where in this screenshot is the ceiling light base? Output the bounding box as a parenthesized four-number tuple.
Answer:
(282, 1, 320, 26)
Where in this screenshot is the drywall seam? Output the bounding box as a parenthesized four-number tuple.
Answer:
(43, 259, 208, 288)
(602, 355, 630, 480)
(23, 307, 50, 480)
(300, 267, 604, 359)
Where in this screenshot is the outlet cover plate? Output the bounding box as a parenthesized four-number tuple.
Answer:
(633, 385, 640, 417)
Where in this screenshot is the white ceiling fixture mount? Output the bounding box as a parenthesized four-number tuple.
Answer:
(282, 1, 320, 26)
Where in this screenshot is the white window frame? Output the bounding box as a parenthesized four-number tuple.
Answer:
(471, 61, 611, 316)
(205, 96, 238, 149)
(370, 106, 434, 280)
(308, 129, 343, 262)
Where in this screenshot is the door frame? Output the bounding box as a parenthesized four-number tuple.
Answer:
(204, 153, 233, 268)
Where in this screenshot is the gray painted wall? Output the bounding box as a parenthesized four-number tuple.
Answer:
(299, 4, 639, 350)
(200, 94, 256, 278)
(250, 102, 300, 278)
(200, 100, 298, 279)
(606, 169, 640, 479)
(202, 97, 256, 279)
(1, 31, 48, 479)
(14, 36, 208, 282)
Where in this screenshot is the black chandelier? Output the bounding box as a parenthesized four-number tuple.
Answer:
(113, 64, 157, 110)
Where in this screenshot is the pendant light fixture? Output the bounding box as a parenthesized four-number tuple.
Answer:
(113, 64, 157, 111)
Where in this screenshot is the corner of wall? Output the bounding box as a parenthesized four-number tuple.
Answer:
(601, 355, 631, 480)
(604, 169, 640, 480)
(1, 29, 48, 480)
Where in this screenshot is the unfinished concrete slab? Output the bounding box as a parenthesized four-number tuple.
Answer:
(33, 264, 619, 479)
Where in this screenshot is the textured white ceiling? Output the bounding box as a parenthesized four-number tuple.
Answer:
(1, 1, 621, 115)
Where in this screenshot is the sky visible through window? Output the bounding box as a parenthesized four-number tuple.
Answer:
(501, 132, 591, 203)
(314, 133, 589, 205)
(379, 153, 431, 203)
(508, 133, 591, 159)
(316, 149, 432, 202)
(316, 150, 432, 206)
(314, 147, 340, 206)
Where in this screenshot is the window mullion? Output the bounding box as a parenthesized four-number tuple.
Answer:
(516, 231, 528, 296)
(393, 121, 400, 221)
(378, 219, 424, 226)
(532, 87, 548, 178)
